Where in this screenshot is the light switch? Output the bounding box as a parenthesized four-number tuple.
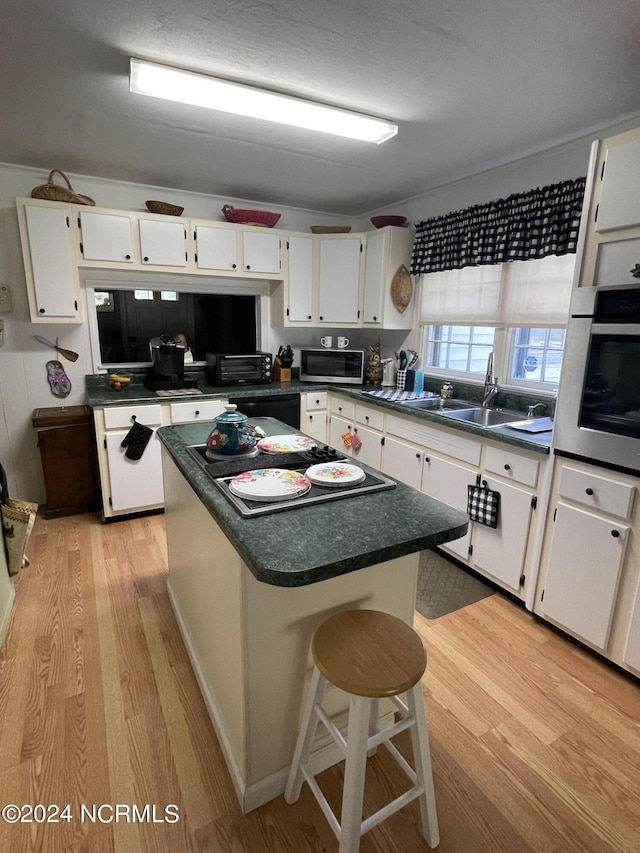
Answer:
(0, 284, 13, 313)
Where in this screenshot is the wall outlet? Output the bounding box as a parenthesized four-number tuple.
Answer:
(0, 284, 13, 313)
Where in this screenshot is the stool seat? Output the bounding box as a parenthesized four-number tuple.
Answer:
(313, 609, 427, 698)
(286, 608, 440, 851)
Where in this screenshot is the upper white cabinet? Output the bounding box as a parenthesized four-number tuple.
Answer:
(317, 236, 362, 325)
(194, 222, 282, 276)
(17, 199, 82, 323)
(285, 235, 314, 323)
(595, 133, 640, 233)
(138, 216, 188, 267)
(77, 209, 135, 264)
(362, 226, 415, 329)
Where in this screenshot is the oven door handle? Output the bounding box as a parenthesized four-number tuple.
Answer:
(590, 323, 640, 335)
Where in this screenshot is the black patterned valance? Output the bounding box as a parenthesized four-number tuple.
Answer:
(411, 177, 586, 275)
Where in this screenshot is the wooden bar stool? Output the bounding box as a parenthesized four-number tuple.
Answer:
(285, 609, 440, 852)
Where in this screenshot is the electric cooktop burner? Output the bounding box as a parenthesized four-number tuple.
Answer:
(186, 442, 396, 517)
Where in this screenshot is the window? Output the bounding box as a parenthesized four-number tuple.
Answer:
(419, 254, 575, 391)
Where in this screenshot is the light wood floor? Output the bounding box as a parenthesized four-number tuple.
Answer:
(0, 511, 638, 852)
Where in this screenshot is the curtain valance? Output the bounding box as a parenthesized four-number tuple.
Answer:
(411, 177, 586, 275)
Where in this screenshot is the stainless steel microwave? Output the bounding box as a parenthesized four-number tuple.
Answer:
(300, 348, 364, 384)
(205, 352, 272, 386)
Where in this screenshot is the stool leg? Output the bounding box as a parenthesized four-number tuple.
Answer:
(339, 695, 371, 853)
(367, 698, 379, 757)
(285, 667, 328, 804)
(407, 682, 440, 848)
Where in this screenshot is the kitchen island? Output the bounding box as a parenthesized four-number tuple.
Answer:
(157, 418, 468, 812)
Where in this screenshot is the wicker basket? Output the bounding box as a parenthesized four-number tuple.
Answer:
(31, 170, 95, 206)
(390, 265, 413, 314)
(309, 225, 352, 234)
(145, 200, 184, 216)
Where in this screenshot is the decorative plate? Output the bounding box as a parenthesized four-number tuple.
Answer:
(229, 468, 311, 502)
(390, 265, 413, 314)
(305, 462, 366, 487)
(257, 434, 317, 454)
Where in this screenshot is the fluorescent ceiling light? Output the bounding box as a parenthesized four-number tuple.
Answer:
(129, 58, 398, 145)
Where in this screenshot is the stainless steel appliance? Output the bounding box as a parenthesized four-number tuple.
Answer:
(186, 443, 396, 516)
(228, 394, 300, 429)
(145, 335, 198, 391)
(554, 283, 640, 472)
(206, 352, 272, 386)
(300, 349, 364, 384)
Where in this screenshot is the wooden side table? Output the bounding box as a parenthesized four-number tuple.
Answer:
(32, 405, 101, 518)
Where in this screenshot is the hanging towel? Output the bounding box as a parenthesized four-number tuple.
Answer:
(467, 475, 501, 528)
(120, 420, 153, 461)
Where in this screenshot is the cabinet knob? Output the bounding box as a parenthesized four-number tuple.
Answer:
(338, 406, 342, 412)
(308, 315, 312, 319)
(39, 308, 45, 313)
(611, 529, 620, 538)
(195, 410, 200, 416)
(232, 263, 237, 269)
(315, 399, 320, 405)
(425, 456, 430, 462)
(373, 316, 377, 321)
(319, 315, 323, 321)
(143, 256, 149, 262)
(125, 254, 131, 260)
(585, 487, 594, 495)
(416, 452, 421, 459)
(365, 415, 369, 422)
(245, 265, 251, 270)
(504, 463, 511, 471)
(309, 415, 313, 420)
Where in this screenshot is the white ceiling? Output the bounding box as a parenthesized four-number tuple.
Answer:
(3, 0, 640, 216)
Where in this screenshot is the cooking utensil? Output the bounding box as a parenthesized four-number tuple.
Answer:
(34, 335, 79, 362)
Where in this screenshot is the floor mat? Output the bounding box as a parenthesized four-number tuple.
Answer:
(416, 549, 495, 619)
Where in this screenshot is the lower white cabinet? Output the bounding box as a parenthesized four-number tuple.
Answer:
(421, 455, 473, 562)
(104, 430, 165, 514)
(624, 581, 640, 671)
(328, 414, 353, 456)
(301, 391, 327, 443)
(351, 424, 383, 469)
(380, 436, 423, 490)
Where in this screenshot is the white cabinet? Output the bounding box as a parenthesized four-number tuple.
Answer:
(328, 414, 353, 455)
(421, 455, 473, 562)
(595, 132, 640, 233)
(285, 235, 314, 323)
(139, 217, 188, 267)
(624, 581, 640, 672)
(362, 226, 414, 329)
(381, 436, 423, 489)
(168, 399, 228, 424)
(541, 503, 628, 650)
(195, 223, 282, 276)
(77, 209, 135, 263)
(17, 199, 82, 322)
(351, 403, 384, 470)
(318, 236, 362, 324)
(301, 391, 327, 443)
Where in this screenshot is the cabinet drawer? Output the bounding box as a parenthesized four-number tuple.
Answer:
(330, 397, 355, 419)
(484, 445, 539, 488)
(558, 465, 636, 519)
(304, 392, 327, 411)
(103, 404, 163, 429)
(385, 413, 481, 466)
(169, 399, 227, 424)
(355, 404, 384, 431)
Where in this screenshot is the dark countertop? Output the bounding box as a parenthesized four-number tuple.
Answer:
(86, 374, 552, 455)
(157, 417, 469, 588)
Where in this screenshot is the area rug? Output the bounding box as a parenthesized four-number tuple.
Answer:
(416, 549, 495, 620)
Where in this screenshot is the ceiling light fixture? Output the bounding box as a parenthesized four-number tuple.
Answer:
(129, 58, 398, 145)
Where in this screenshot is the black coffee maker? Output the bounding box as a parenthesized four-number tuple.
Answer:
(145, 335, 198, 391)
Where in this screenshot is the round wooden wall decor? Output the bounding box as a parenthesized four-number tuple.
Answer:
(390, 265, 413, 313)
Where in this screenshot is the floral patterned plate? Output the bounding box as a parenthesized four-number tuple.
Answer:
(305, 462, 366, 487)
(256, 434, 317, 454)
(228, 468, 312, 502)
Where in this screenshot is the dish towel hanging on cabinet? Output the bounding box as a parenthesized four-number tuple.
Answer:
(467, 474, 501, 528)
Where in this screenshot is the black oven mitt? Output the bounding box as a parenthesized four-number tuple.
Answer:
(121, 420, 153, 460)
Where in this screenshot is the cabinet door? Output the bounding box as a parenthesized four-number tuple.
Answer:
(23, 204, 80, 319)
(380, 436, 423, 489)
(79, 210, 134, 263)
(104, 430, 164, 513)
(139, 218, 187, 267)
(351, 425, 383, 469)
(318, 238, 361, 324)
(362, 230, 385, 324)
(596, 134, 640, 232)
(542, 502, 628, 649)
(623, 579, 640, 672)
(422, 455, 473, 562)
(328, 414, 353, 456)
(195, 224, 239, 271)
(287, 236, 314, 322)
(303, 411, 327, 443)
(471, 478, 533, 593)
(242, 231, 281, 274)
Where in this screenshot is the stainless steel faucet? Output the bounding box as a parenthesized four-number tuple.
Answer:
(482, 352, 499, 408)
(527, 402, 547, 419)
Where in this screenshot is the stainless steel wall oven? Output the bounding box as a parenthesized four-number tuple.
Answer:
(554, 283, 640, 473)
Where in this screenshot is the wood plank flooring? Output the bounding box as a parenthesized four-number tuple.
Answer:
(0, 511, 638, 852)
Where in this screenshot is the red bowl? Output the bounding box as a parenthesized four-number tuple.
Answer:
(370, 215, 407, 228)
(222, 205, 281, 228)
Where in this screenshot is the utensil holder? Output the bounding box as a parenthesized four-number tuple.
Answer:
(273, 358, 291, 383)
(396, 369, 407, 391)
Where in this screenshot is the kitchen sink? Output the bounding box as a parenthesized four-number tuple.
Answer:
(440, 407, 524, 427)
(401, 398, 475, 411)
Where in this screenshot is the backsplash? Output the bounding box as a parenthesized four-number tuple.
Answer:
(422, 377, 555, 418)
